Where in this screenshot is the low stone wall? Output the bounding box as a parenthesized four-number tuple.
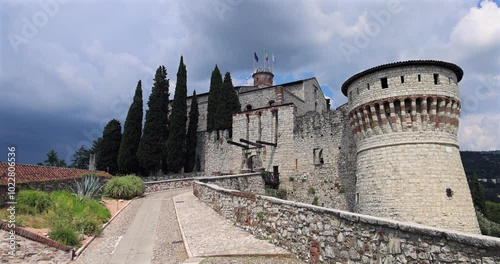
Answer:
(0, 221, 73, 263)
(193, 181, 500, 263)
(144, 178, 194, 193)
(144, 173, 264, 194)
(197, 173, 264, 194)
(141, 172, 204, 182)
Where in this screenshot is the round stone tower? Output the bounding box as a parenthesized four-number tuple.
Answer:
(341, 60, 480, 234)
(252, 68, 274, 88)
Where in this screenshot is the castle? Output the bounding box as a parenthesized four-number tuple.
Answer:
(188, 60, 480, 234)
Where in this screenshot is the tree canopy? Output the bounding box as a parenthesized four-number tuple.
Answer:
(166, 56, 188, 173)
(118, 80, 143, 174)
(96, 119, 122, 174)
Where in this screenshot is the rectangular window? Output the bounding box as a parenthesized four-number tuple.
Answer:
(367, 83, 370, 90)
(356, 88, 359, 95)
(418, 74, 421, 82)
(381, 77, 388, 89)
(400, 76, 404, 83)
(434, 74, 439, 85)
(448, 77, 451, 84)
(356, 193, 360, 204)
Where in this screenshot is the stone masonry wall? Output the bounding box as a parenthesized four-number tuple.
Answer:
(193, 181, 500, 263)
(197, 173, 265, 194)
(144, 173, 264, 194)
(144, 178, 194, 193)
(280, 105, 356, 211)
(344, 63, 479, 234)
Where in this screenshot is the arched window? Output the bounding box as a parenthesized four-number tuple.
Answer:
(246, 104, 252, 111)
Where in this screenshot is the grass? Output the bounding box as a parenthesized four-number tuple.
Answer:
(0, 189, 111, 247)
(103, 175, 145, 199)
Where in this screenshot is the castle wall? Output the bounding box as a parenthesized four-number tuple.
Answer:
(279, 105, 356, 210)
(194, 181, 500, 263)
(345, 62, 480, 233)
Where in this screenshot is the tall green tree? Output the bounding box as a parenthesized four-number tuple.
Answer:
(137, 65, 170, 175)
(96, 119, 122, 174)
(206, 65, 223, 132)
(117, 80, 143, 174)
(166, 56, 188, 173)
(184, 90, 199, 173)
(90, 137, 102, 155)
(41, 150, 67, 167)
(219, 71, 240, 131)
(471, 173, 487, 216)
(70, 146, 90, 169)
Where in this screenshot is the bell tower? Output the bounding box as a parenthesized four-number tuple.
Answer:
(252, 68, 274, 88)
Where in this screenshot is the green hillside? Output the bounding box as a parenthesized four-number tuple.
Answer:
(460, 151, 500, 203)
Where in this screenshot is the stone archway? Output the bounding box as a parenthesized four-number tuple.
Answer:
(246, 155, 262, 172)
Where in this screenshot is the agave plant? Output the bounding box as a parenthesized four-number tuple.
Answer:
(70, 174, 104, 200)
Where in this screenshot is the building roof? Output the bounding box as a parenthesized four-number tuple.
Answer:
(186, 77, 319, 99)
(340, 60, 464, 96)
(0, 163, 112, 185)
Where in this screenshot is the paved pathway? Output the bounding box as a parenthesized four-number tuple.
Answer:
(174, 192, 291, 258)
(75, 188, 298, 264)
(74, 188, 189, 264)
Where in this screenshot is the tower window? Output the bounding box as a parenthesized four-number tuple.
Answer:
(433, 74, 440, 85)
(400, 76, 404, 84)
(381, 77, 388, 89)
(418, 74, 421, 82)
(246, 104, 252, 111)
(356, 88, 359, 95)
(448, 77, 451, 84)
(367, 83, 370, 90)
(356, 193, 360, 204)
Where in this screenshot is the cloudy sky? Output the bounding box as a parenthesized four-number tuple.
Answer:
(1, 0, 499, 164)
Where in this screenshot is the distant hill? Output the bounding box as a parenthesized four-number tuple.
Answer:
(461, 151, 500, 202)
(460, 151, 500, 180)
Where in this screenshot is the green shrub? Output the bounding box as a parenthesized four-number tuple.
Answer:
(477, 210, 500, 238)
(264, 188, 287, 200)
(486, 201, 500, 224)
(103, 175, 145, 199)
(308, 187, 316, 195)
(70, 174, 104, 200)
(50, 191, 110, 224)
(17, 190, 52, 215)
(48, 226, 81, 247)
(312, 196, 319, 206)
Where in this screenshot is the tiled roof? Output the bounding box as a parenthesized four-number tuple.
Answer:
(0, 163, 112, 185)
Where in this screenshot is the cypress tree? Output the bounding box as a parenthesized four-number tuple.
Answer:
(220, 71, 240, 131)
(471, 173, 487, 216)
(206, 65, 223, 132)
(96, 119, 122, 174)
(117, 80, 143, 175)
(184, 90, 199, 173)
(137, 66, 170, 176)
(166, 56, 188, 173)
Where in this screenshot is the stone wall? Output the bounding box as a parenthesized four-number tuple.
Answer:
(193, 181, 500, 263)
(144, 178, 194, 193)
(0, 222, 73, 263)
(144, 173, 264, 194)
(197, 173, 264, 194)
(281, 104, 356, 211)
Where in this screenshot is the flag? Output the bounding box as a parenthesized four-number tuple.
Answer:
(254, 52, 259, 62)
(265, 50, 268, 61)
(272, 54, 276, 64)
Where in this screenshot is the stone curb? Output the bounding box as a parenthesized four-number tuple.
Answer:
(173, 191, 197, 260)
